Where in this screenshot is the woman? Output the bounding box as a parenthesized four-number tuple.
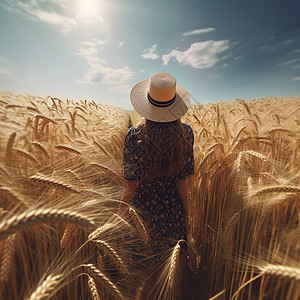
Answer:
(119, 72, 194, 263)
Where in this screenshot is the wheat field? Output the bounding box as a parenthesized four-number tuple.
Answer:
(0, 92, 299, 299)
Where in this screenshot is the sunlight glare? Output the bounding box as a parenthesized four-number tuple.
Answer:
(74, 0, 104, 23)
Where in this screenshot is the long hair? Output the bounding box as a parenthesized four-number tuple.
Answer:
(135, 119, 187, 180)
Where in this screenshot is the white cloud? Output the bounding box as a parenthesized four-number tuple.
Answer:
(0, 55, 11, 75)
(1, 0, 104, 33)
(281, 39, 294, 45)
(81, 39, 109, 48)
(292, 76, 300, 81)
(141, 44, 159, 60)
(0, 67, 11, 76)
(183, 27, 216, 36)
(275, 59, 298, 67)
(77, 39, 134, 94)
(0, 55, 9, 63)
(77, 39, 109, 64)
(162, 40, 230, 69)
(118, 41, 125, 47)
(288, 49, 300, 55)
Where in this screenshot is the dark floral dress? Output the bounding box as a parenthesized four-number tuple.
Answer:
(123, 123, 194, 263)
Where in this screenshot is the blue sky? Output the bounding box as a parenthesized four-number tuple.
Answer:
(0, 0, 299, 110)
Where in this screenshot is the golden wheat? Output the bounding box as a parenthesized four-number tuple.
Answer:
(83, 264, 125, 300)
(25, 274, 62, 300)
(0, 208, 95, 240)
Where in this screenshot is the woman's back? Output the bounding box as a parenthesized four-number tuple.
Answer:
(123, 121, 194, 184)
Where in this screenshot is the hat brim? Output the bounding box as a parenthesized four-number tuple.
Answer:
(130, 79, 190, 122)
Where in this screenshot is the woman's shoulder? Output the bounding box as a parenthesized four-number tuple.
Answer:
(125, 126, 142, 142)
(126, 126, 141, 135)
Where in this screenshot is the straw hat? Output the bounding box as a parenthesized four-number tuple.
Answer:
(130, 72, 190, 122)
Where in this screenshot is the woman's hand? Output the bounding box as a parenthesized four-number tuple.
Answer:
(118, 180, 137, 214)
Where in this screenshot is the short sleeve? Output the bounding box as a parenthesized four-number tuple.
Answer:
(176, 124, 194, 180)
(122, 127, 139, 181)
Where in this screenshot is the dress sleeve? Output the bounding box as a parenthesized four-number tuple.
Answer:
(123, 127, 139, 181)
(176, 125, 194, 180)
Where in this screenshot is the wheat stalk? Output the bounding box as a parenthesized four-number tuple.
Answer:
(0, 208, 95, 240)
(83, 264, 125, 300)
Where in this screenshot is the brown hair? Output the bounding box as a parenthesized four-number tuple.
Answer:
(135, 119, 187, 180)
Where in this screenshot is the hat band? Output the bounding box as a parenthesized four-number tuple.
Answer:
(147, 93, 176, 107)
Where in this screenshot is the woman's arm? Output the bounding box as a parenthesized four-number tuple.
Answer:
(175, 178, 188, 215)
(118, 180, 137, 213)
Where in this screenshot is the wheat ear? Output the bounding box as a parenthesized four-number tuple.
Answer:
(259, 264, 300, 280)
(268, 127, 291, 135)
(88, 223, 113, 240)
(129, 208, 150, 246)
(250, 186, 300, 197)
(30, 174, 78, 193)
(83, 264, 125, 300)
(60, 224, 76, 249)
(31, 142, 51, 160)
(13, 148, 39, 164)
(0, 233, 17, 282)
(222, 212, 239, 245)
(87, 275, 101, 300)
(94, 240, 128, 276)
(55, 145, 81, 155)
(26, 274, 62, 300)
(93, 141, 111, 157)
(90, 163, 124, 185)
(5, 132, 16, 162)
(0, 208, 95, 240)
(167, 240, 184, 289)
(244, 150, 267, 162)
(113, 213, 132, 229)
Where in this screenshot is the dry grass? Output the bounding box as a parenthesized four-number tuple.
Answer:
(0, 92, 299, 299)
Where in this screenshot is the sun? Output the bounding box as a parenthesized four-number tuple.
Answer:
(74, 0, 104, 23)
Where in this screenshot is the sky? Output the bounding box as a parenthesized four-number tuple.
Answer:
(0, 0, 299, 110)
